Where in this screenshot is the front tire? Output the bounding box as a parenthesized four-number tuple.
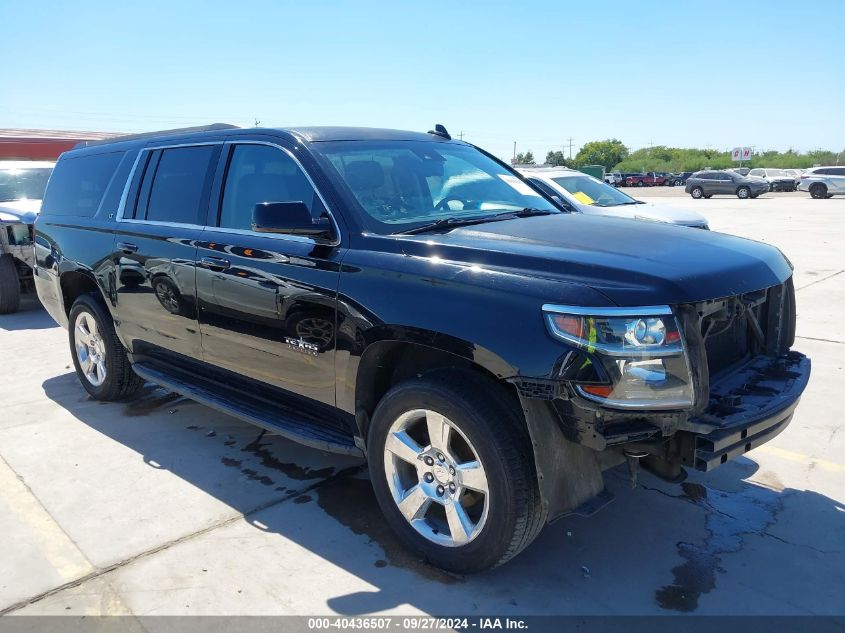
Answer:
(367, 370, 545, 573)
(0, 254, 21, 314)
(690, 186, 703, 199)
(69, 294, 143, 400)
(737, 186, 750, 199)
(810, 183, 828, 199)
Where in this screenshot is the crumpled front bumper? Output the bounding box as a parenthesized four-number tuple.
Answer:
(678, 351, 811, 471)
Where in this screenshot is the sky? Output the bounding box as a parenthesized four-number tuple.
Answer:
(2, 0, 843, 162)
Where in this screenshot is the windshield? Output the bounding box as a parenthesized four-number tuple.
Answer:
(315, 141, 558, 233)
(766, 169, 787, 176)
(551, 175, 638, 207)
(0, 167, 53, 202)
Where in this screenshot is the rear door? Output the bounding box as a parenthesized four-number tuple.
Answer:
(195, 139, 345, 424)
(698, 172, 716, 194)
(111, 142, 221, 360)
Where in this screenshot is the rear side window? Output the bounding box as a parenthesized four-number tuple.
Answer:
(41, 151, 124, 217)
(820, 167, 845, 176)
(134, 145, 217, 224)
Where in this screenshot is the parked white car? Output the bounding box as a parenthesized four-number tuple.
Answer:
(0, 161, 55, 313)
(517, 167, 709, 229)
(798, 166, 845, 199)
(747, 168, 797, 192)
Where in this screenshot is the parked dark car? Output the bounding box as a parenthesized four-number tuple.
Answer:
(672, 171, 693, 186)
(34, 124, 809, 573)
(685, 170, 770, 199)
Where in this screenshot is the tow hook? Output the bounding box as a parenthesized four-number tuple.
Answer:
(624, 449, 648, 488)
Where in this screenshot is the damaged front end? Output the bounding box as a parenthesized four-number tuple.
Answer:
(513, 278, 810, 522)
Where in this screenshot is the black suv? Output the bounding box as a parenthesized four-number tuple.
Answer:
(34, 124, 810, 573)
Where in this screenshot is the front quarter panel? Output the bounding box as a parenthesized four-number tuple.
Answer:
(335, 234, 614, 416)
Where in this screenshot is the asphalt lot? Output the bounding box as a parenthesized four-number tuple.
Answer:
(1, 190, 843, 616)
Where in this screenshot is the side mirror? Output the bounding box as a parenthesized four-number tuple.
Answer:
(251, 202, 333, 240)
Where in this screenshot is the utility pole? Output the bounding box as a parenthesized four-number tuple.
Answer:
(458, 131, 464, 141)
(566, 136, 574, 160)
(513, 141, 517, 164)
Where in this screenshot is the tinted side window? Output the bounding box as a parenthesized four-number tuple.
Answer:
(41, 151, 124, 217)
(830, 168, 845, 176)
(140, 145, 216, 224)
(219, 144, 320, 231)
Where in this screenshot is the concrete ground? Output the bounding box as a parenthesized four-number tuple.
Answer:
(1, 191, 843, 616)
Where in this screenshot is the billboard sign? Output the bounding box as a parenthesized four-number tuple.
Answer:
(732, 147, 752, 162)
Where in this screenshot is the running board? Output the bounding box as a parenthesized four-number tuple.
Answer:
(131, 361, 363, 457)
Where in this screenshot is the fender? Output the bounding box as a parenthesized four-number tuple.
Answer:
(337, 323, 517, 433)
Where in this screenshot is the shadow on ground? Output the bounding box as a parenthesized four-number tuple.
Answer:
(0, 297, 56, 331)
(40, 372, 845, 615)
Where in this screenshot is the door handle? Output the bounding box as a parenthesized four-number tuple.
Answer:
(117, 242, 138, 254)
(200, 256, 231, 270)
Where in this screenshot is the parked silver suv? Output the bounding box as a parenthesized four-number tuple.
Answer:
(798, 166, 845, 199)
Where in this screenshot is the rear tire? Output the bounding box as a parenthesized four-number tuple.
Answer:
(810, 184, 827, 199)
(737, 186, 750, 199)
(69, 293, 143, 401)
(367, 370, 546, 573)
(0, 255, 21, 314)
(690, 186, 703, 199)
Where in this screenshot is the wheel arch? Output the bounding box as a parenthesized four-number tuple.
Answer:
(349, 329, 517, 443)
(59, 266, 111, 316)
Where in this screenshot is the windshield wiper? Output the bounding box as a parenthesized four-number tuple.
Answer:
(509, 207, 556, 217)
(395, 208, 554, 236)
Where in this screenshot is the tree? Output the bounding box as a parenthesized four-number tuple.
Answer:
(574, 139, 629, 170)
(515, 150, 535, 165)
(545, 150, 570, 167)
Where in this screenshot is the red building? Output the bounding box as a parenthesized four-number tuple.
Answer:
(0, 129, 124, 161)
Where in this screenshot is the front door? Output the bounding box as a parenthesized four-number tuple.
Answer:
(196, 141, 345, 425)
(112, 142, 221, 360)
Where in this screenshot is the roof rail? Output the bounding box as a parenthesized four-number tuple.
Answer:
(72, 123, 240, 149)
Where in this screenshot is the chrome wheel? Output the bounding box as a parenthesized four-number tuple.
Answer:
(383, 409, 489, 547)
(74, 311, 107, 387)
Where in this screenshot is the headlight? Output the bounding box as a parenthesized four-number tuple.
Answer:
(542, 304, 694, 410)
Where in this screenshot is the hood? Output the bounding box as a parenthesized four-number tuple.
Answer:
(583, 200, 708, 227)
(0, 199, 41, 225)
(398, 214, 791, 306)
